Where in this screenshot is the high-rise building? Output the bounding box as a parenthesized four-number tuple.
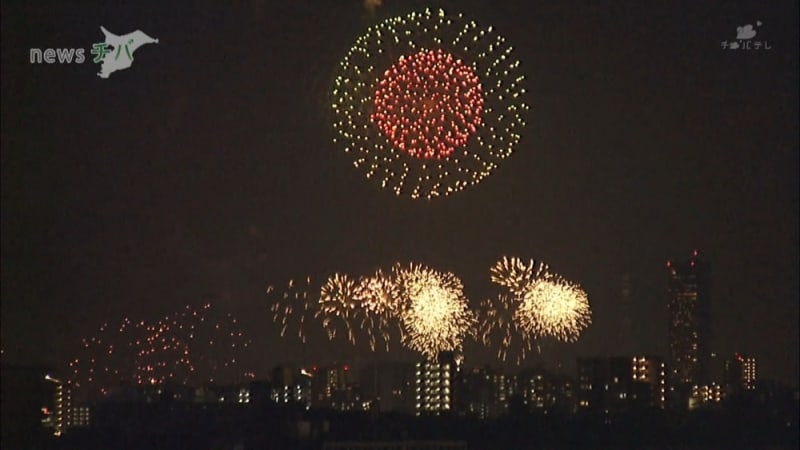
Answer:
(689, 383, 724, 409)
(577, 357, 633, 413)
(41, 374, 72, 437)
(517, 367, 576, 414)
(724, 353, 757, 393)
(309, 363, 359, 411)
(666, 250, 711, 406)
(631, 356, 666, 409)
(462, 365, 517, 418)
(270, 365, 312, 407)
(619, 273, 633, 350)
(415, 352, 461, 415)
(69, 406, 91, 428)
(577, 356, 665, 413)
(360, 362, 416, 413)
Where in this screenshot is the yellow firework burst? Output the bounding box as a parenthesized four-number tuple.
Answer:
(317, 273, 361, 344)
(490, 256, 547, 294)
(394, 263, 476, 358)
(515, 273, 591, 342)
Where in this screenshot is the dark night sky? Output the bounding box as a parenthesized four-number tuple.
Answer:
(2, 0, 798, 387)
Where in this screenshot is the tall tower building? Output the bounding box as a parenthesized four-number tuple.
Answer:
(666, 250, 711, 406)
(415, 351, 461, 415)
(619, 273, 633, 348)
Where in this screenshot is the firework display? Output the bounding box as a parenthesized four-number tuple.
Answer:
(393, 263, 476, 359)
(482, 257, 592, 362)
(490, 256, 540, 294)
(478, 293, 532, 364)
(318, 273, 361, 344)
(269, 277, 314, 344)
(331, 8, 528, 199)
(69, 304, 253, 401)
(268, 258, 590, 363)
(516, 272, 592, 342)
(353, 270, 401, 351)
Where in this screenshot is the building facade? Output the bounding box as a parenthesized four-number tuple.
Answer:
(666, 250, 711, 406)
(517, 367, 576, 414)
(415, 352, 461, 415)
(724, 353, 757, 394)
(310, 363, 360, 411)
(577, 356, 665, 413)
(270, 365, 312, 407)
(360, 362, 416, 413)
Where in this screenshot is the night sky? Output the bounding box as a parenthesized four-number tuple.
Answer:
(2, 0, 798, 387)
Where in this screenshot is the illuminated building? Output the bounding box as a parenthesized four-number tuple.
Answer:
(42, 375, 71, 436)
(1, 365, 54, 446)
(577, 356, 665, 413)
(724, 353, 757, 393)
(577, 357, 632, 413)
(666, 250, 711, 407)
(360, 362, 415, 413)
(462, 366, 518, 418)
(632, 356, 666, 409)
(517, 367, 576, 414)
(310, 363, 359, 411)
(415, 351, 461, 415)
(462, 367, 492, 419)
(237, 386, 251, 404)
(270, 365, 312, 407)
(70, 406, 90, 428)
(689, 383, 723, 409)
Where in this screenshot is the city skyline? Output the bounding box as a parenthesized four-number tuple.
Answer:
(1, 0, 798, 395)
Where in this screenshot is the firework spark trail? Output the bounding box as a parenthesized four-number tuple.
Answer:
(317, 273, 361, 345)
(478, 293, 533, 365)
(490, 256, 542, 294)
(483, 257, 592, 362)
(69, 304, 253, 401)
(354, 271, 402, 351)
(331, 8, 528, 199)
(269, 277, 315, 343)
(267, 258, 590, 361)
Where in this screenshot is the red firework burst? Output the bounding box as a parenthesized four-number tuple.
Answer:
(371, 49, 484, 160)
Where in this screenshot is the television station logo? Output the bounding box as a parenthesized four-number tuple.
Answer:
(29, 26, 158, 78)
(720, 21, 772, 51)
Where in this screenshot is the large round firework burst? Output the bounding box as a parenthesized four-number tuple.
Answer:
(482, 257, 592, 361)
(331, 8, 528, 199)
(393, 263, 476, 358)
(515, 272, 592, 342)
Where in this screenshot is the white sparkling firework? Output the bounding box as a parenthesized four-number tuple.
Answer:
(490, 256, 543, 294)
(515, 273, 592, 342)
(394, 263, 476, 359)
